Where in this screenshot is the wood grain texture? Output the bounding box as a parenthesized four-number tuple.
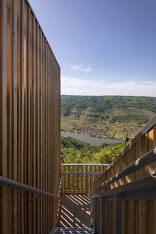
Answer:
(0, 1, 8, 233)
(93, 116, 156, 234)
(0, 0, 60, 233)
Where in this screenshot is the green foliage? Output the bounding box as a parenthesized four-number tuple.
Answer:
(61, 136, 128, 164)
(61, 96, 156, 166)
(61, 136, 89, 150)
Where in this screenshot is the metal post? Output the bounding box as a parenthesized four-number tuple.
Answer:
(61, 174, 63, 196)
(88, 174, 90, 192)
(94, 198, 98, 234)
(100, 196, 106, 234)
(90, 196, 94, 227)
(114, 194, 122, 234)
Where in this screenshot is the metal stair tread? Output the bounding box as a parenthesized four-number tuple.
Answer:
(52, 227, 94, 233)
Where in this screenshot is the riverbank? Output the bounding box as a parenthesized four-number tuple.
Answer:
(61, 130, 123, 146)
(61, 136, 127, 164)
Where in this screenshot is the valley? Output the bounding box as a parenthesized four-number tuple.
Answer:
(61, 95, 156, 140)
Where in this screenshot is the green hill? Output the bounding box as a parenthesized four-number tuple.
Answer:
(61, 95, 156, 139)
(61, 136, 128, 164)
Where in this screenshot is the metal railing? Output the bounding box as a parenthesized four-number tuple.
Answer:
(91, 148, 156, 234)
(0, 176, 56, 198)
(0, 173, 64, 199)
(94, 147, 156, 193)
(57, 173, 63, 197)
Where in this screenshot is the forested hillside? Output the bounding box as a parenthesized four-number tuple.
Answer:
(61, 136, 127, 164)
(61, 95, 156, 139)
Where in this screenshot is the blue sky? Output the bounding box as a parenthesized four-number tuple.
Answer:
(29, 0, 156, 96)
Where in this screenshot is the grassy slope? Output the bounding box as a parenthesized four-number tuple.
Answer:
(61, 95, 156, 139)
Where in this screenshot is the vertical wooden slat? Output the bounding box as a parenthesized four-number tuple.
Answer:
(0, 1, 8, 234)
(77, 165, 79, 193)
(24, 2, 28, 233)
(41, 33, 44, 234)
(17, 1, 21, 232)
(48, 45, 51, 232)
(19, 1, 25, 233)
(100, 197, 106, 234)
(114, 195, 122, 234)
(81, 166, 83, 193)
(51, 54, 54, 224)
(73, 166, 75, 193)
(152, 125, 156, 234)
(0, 1, 60, 233)
(94, 198, 98, 234)
(7, 0, 13, 232)
(42, 35, 45, 232)
(148, 127, 156, 234)
(44, 38, 46, 233)
(68, 165, 70, 192)
(40, 30, 43, 233)
(94, 165, 97, 191)
(37, 26, 41, 234)
(45, 42, 48, 233)
(47, 42, 49, 232)
(12, 1, 18, 233)
(27, 5, 31, 234)
(86, 165, 88, 193)
(90, 166, 92, 191)
(63, 166, 66, 193)
(36, 20, 39, 234)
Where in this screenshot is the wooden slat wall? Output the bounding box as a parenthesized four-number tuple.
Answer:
(93, 115, 156, 234)
(0, 0, 61, 233)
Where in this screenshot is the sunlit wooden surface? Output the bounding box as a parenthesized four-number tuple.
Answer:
(0, 0, 60, 233)
(93, 115, 156, 234)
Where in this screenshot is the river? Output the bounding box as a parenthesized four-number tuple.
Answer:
(61, 131, 123, 146)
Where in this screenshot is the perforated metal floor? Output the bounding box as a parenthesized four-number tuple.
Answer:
(52, 227, 94, 233)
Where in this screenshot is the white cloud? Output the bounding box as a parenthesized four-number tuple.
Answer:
(69, 64, 92, 72)
(61, 75, 156, 97)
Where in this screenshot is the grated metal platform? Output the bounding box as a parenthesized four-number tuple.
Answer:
(51, 227, 94, 233)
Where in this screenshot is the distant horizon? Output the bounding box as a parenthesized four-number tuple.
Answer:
(61, 76, 156, 97)
(61, 94, 156, 97)
(61, 94, 156, 98)
(29, 0, 156, 97)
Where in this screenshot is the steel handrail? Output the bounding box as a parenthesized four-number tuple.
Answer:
(94, 147, 156, 193)
(0, 169, 65, 199)
(57, 173, 63, 197)
(62, 171, 103, 175)
(62, 164, 109, 166)
(0, 176, 56, 198)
